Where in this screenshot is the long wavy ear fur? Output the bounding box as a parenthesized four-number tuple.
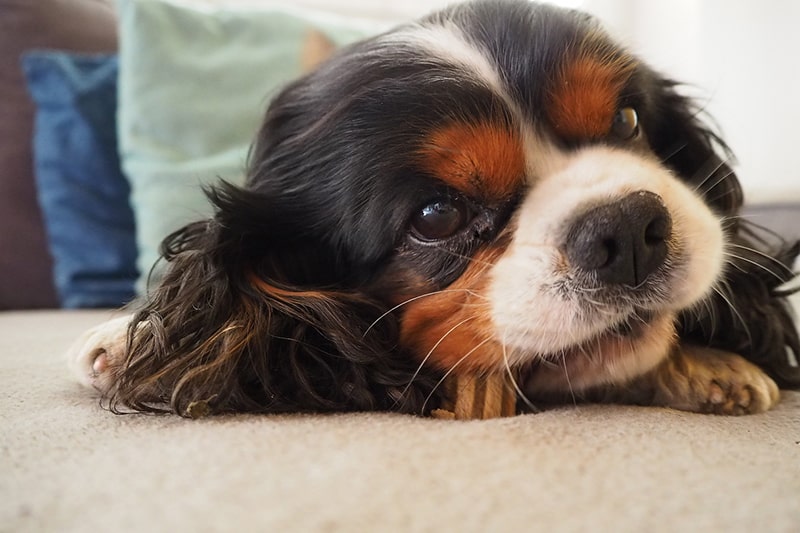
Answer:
(648, 80, 800, 388)
(109, 182, 441, 416)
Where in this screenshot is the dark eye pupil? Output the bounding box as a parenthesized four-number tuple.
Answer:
(612, 107, 639, 140)
(412, 199, 466, 240)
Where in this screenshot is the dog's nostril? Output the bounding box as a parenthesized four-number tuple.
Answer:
(645, 215, 670, 244)
(565, 192, 672, 286)
(599, 239, 616, 268)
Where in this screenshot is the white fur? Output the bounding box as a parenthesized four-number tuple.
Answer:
(65, 315, 131, 392)
(380, 22, 516, 112)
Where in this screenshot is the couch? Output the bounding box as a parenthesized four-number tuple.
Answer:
(2, 1, 799, 531)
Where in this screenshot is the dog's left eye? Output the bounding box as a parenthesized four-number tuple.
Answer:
(612, 107, 640, 140)
(411, 197, 470, 241)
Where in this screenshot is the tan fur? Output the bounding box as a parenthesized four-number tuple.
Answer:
(399, 246, 506, 373)
(594, 345, 781, 415)
(656, 347, 780, 414)
(417, 121, 526, 201)
(300, 30, 337, 72)
(548, 43, 635, 140)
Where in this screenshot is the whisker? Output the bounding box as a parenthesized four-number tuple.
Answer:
(536, 353, 561, 370)
(701, 295, 717, 339)
(726, 243, 795, 274)
(698, 168, 735, 197)
(398, 316, 476, 405)
(501, 335, 540, 413)
(723, 252, 787, 282)
(693, 157, 729, 194)
(560, 352, 577, 406)
(717, 214, 744, 224)
(581, 294, 607, 308)
(362, 289, 483, 338)
(421, 337, 492, 415)
(705, 185, 740, 207)
(433, 247, 497, 269)
(712, 283, 753, 347)
(591, 335, 604, 367)
(659, 142, 688, 165)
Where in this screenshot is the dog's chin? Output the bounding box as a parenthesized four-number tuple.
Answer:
(518, 311, 676, 395)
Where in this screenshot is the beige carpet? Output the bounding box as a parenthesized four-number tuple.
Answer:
(2, 309, 799, 532)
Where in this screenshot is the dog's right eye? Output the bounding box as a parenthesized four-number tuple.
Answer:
(411, 197, 470, 241)
(612, 107, 640, 140)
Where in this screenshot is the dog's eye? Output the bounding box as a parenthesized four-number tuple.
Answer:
(411, 197, 469, 241)
(612, 107, 639, 140)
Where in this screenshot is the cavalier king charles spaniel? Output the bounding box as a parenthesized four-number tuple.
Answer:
(68, 0, 800, 417)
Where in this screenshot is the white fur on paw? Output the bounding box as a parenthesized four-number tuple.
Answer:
(65, 315, 131, 393)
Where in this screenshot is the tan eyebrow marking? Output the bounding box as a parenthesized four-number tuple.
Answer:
(549, 43, 635, 140)
(417, 121, 525, 201)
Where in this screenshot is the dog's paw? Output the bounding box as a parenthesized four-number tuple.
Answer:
(652, 346, 780, 415)
(65, 315, 131, 394)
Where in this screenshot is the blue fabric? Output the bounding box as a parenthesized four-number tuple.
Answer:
(22, 52, 138, 308)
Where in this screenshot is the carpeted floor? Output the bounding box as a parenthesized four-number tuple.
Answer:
(2, 309, 799, 532)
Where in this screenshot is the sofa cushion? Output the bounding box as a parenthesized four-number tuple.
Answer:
(0, 0, 117, 309)
(23, 52, 138, 308)
(117, 0, 366, 293)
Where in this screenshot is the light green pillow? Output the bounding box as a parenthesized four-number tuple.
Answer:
(117, 0, 368, 292)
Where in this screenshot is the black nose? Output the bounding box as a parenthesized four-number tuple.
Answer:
(565, 191, 672, 286)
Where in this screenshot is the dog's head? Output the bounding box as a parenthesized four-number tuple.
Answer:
(118, 0, 799, 415)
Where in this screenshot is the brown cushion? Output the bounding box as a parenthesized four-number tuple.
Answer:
(0, 0, 117, 309)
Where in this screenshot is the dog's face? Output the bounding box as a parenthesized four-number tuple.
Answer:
(247, 1, 730, 393)
(111, 0, 797, 416)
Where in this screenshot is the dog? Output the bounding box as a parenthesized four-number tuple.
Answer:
(68, 0, 800, 417)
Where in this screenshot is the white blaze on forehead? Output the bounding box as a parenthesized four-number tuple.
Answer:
(378, 22, 548, 167)
(378, 21, 565, 184)
(378, 22, 518, 113)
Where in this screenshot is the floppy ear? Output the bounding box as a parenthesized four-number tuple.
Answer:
(645, 78, 743, 215)
(646, 79, 800, 388)
(109, 182, 441, 416)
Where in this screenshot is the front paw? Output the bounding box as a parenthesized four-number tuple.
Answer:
(651, 345, 780, 415)
(65, 315, 131, 394)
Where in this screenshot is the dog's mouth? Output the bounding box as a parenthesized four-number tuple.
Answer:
(552, 307, 662, 365)
(604, 308, 657, 339)
(521, 308, 675, 395)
